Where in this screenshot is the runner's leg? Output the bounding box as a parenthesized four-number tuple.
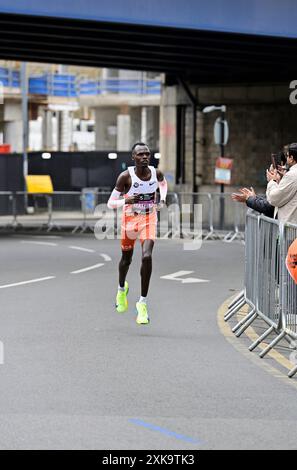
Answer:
(140, 239, 154, 297)
(119, 249, 133, 288)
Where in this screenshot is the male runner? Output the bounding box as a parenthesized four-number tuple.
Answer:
(107, 142, 168, 324)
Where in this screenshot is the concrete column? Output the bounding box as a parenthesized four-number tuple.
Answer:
(57, 110, 73, 151)
(117, 114, 130, 151)
(141, 106, 160, 149)
(42, 109, 54, 149)
(4, 121, 23, 152)
(141, 106, 148, 143)
(2, 100, 23, 152)
(130, 107, 141, 147)
(95, 107, 118, 150)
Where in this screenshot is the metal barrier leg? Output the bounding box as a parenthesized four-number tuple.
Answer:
(224, 298, 246, 321)
(288, 364, 297, 378)
(228, 290, 245, 309)
(235, 312, 258, 337)
(232, 307, 256, 333)
(259, 330, 287, 358)
(223, 231, 235, 242)
(203, 229, 214, 241)
(249, 325, 274, 351)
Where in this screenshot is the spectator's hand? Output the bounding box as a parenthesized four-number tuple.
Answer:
(241, 187, 256, 198)
(231, 192, 247, 203)
(277, 165, 287, 178)
(232, 187, 256, 203)
(266, 168, 280, 183)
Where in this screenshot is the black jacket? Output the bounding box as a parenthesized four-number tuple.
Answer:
(246, 196, 274, 218)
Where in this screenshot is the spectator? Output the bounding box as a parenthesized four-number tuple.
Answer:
(232, 187, 274, 218)
(266, 143, 297, 223)
(232, 150, 287, 218)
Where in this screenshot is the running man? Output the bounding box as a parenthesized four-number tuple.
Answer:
(107, 142, 168, 324)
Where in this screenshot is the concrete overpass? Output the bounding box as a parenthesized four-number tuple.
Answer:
(0, 1, 297, 84)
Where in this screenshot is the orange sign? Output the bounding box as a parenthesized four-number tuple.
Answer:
(215, 157, 233, 185)
(286, 238, 297, 284)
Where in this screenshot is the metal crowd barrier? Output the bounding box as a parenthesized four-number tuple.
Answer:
(209, 192, 246, 242)
(224, 211, 297, 378)
(175, 192, 246, 241)
(0, 190, 248, 240)
(176, 193, 213, 240)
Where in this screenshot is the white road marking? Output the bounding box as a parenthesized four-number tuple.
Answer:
(70, 263, 104, 274)
(21, 241, 58, 247)
(0, 276, 56, 289)
(100, 253, 112, 262)
(181, 277, 209, 284)
(161, 270, 209, 283)
(29, 235, 62, 239)
(69, 246, 95, 253)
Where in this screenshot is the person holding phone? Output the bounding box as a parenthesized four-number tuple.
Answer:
(266, 143, 297, 223)
(231, 151, 286, 217)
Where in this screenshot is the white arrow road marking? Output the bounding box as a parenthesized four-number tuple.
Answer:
(160, 270, 209, 283)
(100, 253, 112, 262)
(71, 263, 104, 274)
(21, 241, 58, 247)
(161, 270, 194, 280)
(69, 246, 95, 253)
(0, 276, 56, 289)
(181, 277, 209, 284)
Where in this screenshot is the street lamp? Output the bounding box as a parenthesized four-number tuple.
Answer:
(203, 105, 227, 229)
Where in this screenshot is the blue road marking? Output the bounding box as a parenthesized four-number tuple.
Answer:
(129, 418, 202, 445)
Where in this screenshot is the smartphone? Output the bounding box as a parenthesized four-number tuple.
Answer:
(271, 153, 277, 169)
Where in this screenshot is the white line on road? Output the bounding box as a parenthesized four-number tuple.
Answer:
(0, 276, 56, 289)
(69, 246, 95, 253)
(160, 271, 210, 283)
(29, 235, 62, 239)
(70, 263, 104, 274)
(21, 240, 58, 247)
(100, 253, 112, 262)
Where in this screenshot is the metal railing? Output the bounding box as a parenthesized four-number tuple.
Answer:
(0, 190, 248, 238)
(224, 211, 297, 378)
(0, 67, 161, 97)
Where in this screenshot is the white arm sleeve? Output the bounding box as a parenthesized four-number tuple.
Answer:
(107, 188, 125, 209)
(159, 177, 168, 202)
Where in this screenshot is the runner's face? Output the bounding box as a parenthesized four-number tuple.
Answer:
(133, 145, 151, 167)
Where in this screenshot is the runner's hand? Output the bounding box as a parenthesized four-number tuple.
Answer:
(125, 195, 141, 204)
(156, 200, 166, 211)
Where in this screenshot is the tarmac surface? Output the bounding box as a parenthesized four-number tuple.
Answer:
(0, 233, 296, 450)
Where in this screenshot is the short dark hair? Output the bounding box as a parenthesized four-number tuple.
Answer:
(131, 142, 148, 153)
(288, 143, 297, 162)
(276, 151, 286, 166)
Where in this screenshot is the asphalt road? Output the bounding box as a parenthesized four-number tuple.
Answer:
(0, 233, 296, 450)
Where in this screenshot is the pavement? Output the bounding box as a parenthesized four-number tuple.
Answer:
(0, 233, 296, 450)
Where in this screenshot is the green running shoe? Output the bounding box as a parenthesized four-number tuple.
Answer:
(116, 281, 129, 313)
(136, 302, 150, 325)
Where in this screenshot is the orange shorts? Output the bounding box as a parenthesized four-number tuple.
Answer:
(121, 211, 157, 251)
